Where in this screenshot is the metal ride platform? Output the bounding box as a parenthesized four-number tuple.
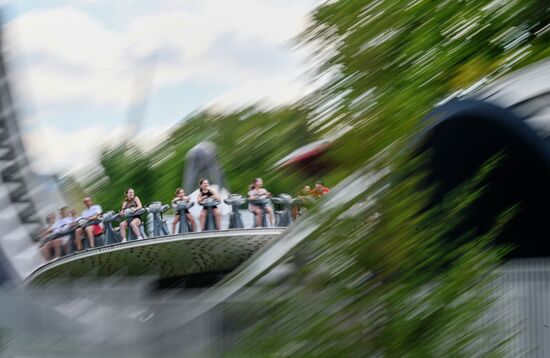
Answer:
(25, 228, 285, 286)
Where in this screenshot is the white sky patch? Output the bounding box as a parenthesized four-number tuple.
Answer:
(23, 123, 169, 175)
(6, 7, 130, 107)
(4, 0, 322, 176)
(23, 124, 124, 175)
(6, 1, 320, 107)
(207, 74, 316, 112)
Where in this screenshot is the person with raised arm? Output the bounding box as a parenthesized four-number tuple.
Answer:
(119, 188, 144, 241)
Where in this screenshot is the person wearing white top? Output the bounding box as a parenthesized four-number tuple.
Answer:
(82, 203, 102, 219)
(74, 197, 103, 250)
(51, 207, 75, 257)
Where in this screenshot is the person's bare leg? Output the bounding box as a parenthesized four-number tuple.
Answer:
(120, 221, 128, 241)
(130, 218, 142, 237)
(172, 215, 179, 234)
(41, 242, 52, 260)
(267, 207, 274, 226)
(200, 210, 206, 231)
(213, 208, 221, 230)
(291, 205, 298, 221)
(53, 240, 62, 258)
(74, 228, 83, 251)
(85, 226, 95, 248)
(254, 208, 262, 226)
(187, 214, 196, 231)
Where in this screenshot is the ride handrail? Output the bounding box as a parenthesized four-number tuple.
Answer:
(101, 211, 121, 223)
(173, 200, 194, 211)
(123, 207, 145, 218)
(271, 193, 293, 205)
(224, 194, 246, 206)
(146, 202, 170, 213)
(200, 197, 220, 207)
(248, 195, 270, 206)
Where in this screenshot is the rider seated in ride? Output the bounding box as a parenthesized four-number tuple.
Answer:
(171, 188, 196, 233)
(74, 196, 103, 249)
(247, 177, 274, 227)
(51, 206, 75, 257)
(197, 178, 221, 230)
(292, 185, 312, 220)
(310, 181, 330, 198)
(119, 188, 144, 241)
(38, 212, 57, 261)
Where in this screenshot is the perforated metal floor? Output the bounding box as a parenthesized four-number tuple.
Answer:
(26, 228, 284, 286)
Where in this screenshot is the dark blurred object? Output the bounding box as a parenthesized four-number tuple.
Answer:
(184, 141, 227, 192)
(415, 60, 550, 258)
(273, 137, 332, 175)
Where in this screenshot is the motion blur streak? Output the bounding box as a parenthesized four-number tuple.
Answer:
(0, 0, 549, 357)
(0, 21, 65, 283)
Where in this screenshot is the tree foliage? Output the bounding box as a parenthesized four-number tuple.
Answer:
(225, 153, 511, 357)
(85, 107, 315, 210)
(300, 0, 550, 177)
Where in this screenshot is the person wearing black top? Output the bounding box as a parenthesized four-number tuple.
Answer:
(197, 178, 221, 230)
(119, 188, 144, 241)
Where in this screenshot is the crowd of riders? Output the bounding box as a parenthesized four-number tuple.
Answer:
(38, 178, 330, 261)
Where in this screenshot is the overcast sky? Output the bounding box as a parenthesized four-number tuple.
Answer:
(2, 0, 321, 176)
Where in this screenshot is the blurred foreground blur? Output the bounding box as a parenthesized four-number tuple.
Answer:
(1, 0, 550, 357)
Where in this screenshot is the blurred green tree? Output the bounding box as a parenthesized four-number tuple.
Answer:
(300, 0, 550, 182)
(225, 153, 511, 357)
(84, 107, 316, 210)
